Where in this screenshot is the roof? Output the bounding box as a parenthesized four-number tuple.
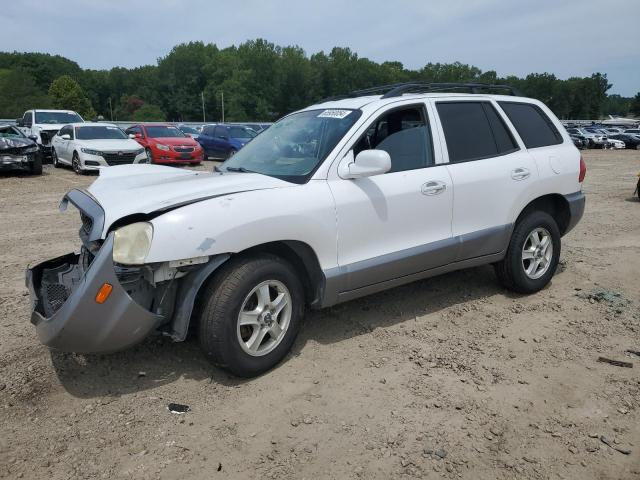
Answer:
(68, 122, 118, 127)
(31, 109, 79, 114)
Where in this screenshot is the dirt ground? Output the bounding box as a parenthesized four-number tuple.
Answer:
(1, 150, 639, 480)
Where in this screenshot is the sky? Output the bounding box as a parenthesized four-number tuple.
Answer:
(1, 0, 638, 96)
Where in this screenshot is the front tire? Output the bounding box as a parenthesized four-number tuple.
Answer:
(145, 148, 154, 163)
(52, 148, 61, 168)
(72, 152, 82, 175)
(198, 254, 304, 377)
(494, 211, 561, 294)
(30, 155, 43, 175)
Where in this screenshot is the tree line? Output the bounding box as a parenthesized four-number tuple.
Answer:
(0, 39, 638, 122)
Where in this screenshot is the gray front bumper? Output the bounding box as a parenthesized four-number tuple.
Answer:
(26, 234, 164, 353)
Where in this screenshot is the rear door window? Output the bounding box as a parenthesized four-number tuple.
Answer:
(436, 101, 517, 163)
(498, 102, 563, 149)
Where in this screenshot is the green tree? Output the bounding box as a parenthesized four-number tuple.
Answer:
(48, 75, 96, 118)
(131, 104, 165, 121)
(0, 68, 51, 118)
(629, 93, 640, 117)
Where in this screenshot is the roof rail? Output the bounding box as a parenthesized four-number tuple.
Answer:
(319, 82, 522, 103)
(382, 82, 522, 98)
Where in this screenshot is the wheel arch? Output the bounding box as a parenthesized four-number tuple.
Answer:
(515, 194, 571, 236)
(172, 240, 325, 342)
(234, 240, 325, 307)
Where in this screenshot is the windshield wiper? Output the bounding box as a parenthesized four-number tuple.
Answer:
(225, 166, 258, 174)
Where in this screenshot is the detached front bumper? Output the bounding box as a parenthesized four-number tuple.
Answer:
(26, 234, 164, 353)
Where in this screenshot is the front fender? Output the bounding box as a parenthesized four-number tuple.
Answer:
(144, 181, 338, 271)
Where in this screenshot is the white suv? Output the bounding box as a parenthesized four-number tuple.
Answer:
(27, 83, 586, 377)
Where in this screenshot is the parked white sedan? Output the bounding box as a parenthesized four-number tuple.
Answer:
(51, 123, 148, 174)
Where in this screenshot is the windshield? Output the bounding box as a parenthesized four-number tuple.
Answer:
(35, 111, 83, 124)
(146, 126, 185, 138)
(0, 125, 25, 138)
(179, 125, 199, 135)
(75, 125, 127, 140)
(229, 126, 257, 139)
(222, 108, 362, 183)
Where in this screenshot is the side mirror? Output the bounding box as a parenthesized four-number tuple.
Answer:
(128, 134, 136, 139)
(16, 119, 23, 127)
(135, 133, 142, 139)
(28, 135, 38, 142)
(339, 149, 391, 179)
(61, 134, 71, 140)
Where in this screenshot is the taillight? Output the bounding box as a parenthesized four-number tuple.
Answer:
(579, 155, 586, 183)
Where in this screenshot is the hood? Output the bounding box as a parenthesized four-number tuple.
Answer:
(149, 137, 199, 147)
(76, 138, 142, 151)
(0, 136, 36, 151)
(83, 164, 293, 235)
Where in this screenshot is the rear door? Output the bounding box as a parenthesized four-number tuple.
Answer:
(432, 98, 538, 260)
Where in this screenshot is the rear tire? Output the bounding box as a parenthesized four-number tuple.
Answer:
(494, 211, 561, 294)
(198, 254, 304, 377)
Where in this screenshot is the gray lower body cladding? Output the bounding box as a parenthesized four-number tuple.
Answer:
(321, 224, 512, 307)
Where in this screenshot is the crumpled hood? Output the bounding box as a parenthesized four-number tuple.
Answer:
(83, 164, 293, 235)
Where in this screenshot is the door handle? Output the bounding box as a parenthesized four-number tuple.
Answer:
(421, 181, 447, 196)
(511, 167, 531, 181)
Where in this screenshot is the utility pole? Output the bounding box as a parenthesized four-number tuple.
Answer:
(201, 91, 206, 123)
(221, 91, 225, 123)
(108, 98, 113, 121)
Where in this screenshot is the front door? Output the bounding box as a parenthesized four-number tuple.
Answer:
(327, 103, 454, 293)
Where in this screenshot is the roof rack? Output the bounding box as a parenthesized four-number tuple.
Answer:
(320, 82, 522, 103)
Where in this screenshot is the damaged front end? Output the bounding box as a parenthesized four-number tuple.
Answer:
(26, 234, 166, 353)
(26, 189, 228, 353)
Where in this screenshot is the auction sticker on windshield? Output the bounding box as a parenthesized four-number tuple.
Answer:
(317, 109, 352, 119)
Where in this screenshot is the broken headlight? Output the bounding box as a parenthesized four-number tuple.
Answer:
(113, 222, 153, 265)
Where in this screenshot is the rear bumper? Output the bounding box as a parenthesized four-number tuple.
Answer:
(563, 191, 585, 235)
(26, 234, 163, 353)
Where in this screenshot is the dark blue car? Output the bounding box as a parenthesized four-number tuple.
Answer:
(197, 124, 257, 159)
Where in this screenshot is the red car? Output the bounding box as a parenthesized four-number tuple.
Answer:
(125, 124, 204, 165)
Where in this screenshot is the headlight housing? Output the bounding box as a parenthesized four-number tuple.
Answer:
(81, 148, 103, 156)
(156, 144, 170, 151)
(113, 222, 153, 265)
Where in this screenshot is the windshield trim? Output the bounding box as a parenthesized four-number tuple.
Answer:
(220, 108, 362, 184)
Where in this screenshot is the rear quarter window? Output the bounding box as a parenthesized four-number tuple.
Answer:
(498, 102, 563, 149)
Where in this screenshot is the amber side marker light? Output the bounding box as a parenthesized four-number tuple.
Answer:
(95, 283, 113, 304)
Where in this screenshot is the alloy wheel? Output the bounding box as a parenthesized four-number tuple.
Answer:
(522, 227, 553, 280)
(236, 280, 292, 357)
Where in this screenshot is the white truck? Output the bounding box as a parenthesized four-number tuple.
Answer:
(16, 109, 84, 161)
(26, 83, 586, 377)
